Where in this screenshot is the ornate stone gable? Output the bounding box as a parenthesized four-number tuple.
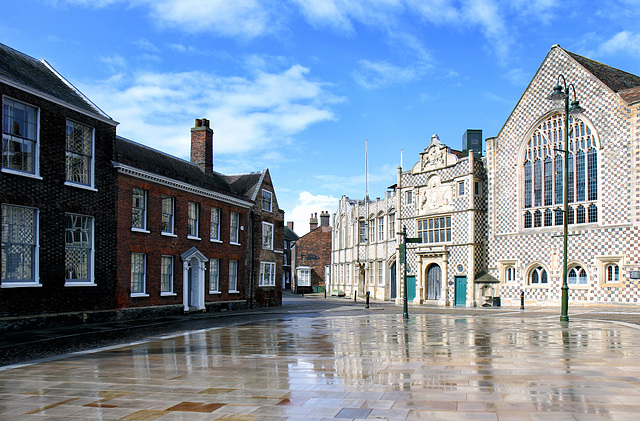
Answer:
(416, 175, 454, 216)
(413, 134, 459, 174)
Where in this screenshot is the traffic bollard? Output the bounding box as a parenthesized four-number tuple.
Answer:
(365, 291, 370, 309)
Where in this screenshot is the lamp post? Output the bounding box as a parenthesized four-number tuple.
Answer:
(547, 74, 585, 323)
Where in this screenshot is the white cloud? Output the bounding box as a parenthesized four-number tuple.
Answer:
(80, 64, 341, 159)
(353, 59, 421, 89)
(288, 191, 339, 236)
(134, 38, 160, 52)
(99, 54, 127, 71)
(599, 31, 640, 57)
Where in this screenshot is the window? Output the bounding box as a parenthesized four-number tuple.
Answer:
(369, 263, 375, 285)
(529, 266, 548, 285)
(161, 196, 174, 234)
(378, 261, 383, 284)
(260, 261, 276, 286)
(261, 190, 273, 212)
(230, 211, 240, 244)
(474, 181, 480, 195)
(359, 220, 366, 243)
(209, 258, 219, 292)
(378, 217, 384, 242)
(605, 264, 619, 284)
(131, 253, 146, 295)
(229, 260, 238, 291)
(369, 219, 375, 242)
(458, 181, 465, 196)
(262, 222, 273, 249)
(65, 214, 93, 285)
(210, 207, 221, 241)
(388, 213, 395, 239)
(506, 266, 515, 282)
(65, 120, 93, 187)
(1, 204, 38, 285)
(187, 202, 199, 238)
(296, 267, 310, 287)
(2, 98, 38, 175)
(132, 188, 147, 230)
(161, 256, 173, 294)
(568, 265, 588, 286)
(523, 114, 598, 228)
(406, 191, 413, 204)
(417, 216, 451, 243)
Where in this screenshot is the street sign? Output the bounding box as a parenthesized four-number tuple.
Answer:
(406, 237, 421, 243)
(399, 244, 405, 263)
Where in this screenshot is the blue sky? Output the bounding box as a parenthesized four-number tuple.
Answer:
(2, 0, 639, 235)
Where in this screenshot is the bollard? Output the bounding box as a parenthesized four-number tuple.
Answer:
(520, 290, 525, 310)
(365, 291, 370, 309)
(301, 288, 304, 297)
(354, 291, 357, 302)
(324, 287, 326, 299)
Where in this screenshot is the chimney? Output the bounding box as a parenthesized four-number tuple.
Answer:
(191, 118, 214, 175)
(309, 213, 318, 231)
(287, 221, 294, 230)
(320, 211, 330, 227)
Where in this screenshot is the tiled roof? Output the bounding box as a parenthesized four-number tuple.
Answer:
(0, 42, 112, 121)
(284, 226, 299, 241)
(114, 136, 252, 202)
(223, 172, 264, 200)
(565, 48, 640, 96)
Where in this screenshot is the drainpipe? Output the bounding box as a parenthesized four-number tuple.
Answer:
(249, 209, 255, 309)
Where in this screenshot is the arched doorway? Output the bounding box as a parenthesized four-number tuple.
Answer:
(426, 264, 441, 300)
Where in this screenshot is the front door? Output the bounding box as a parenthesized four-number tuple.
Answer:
(390, 262, 396, 299)
(188, 263, 199, 308)
(454, 276, 467, 306)
(406, 275, 416, 302)
(426, 264, 441, 300)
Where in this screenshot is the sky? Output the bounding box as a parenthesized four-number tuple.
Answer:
(2, 0, 640, 235)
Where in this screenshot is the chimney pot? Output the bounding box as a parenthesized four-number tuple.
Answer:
(191, 118, 214, 175)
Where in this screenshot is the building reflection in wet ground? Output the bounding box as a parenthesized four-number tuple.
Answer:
(1, 314, 639, 419)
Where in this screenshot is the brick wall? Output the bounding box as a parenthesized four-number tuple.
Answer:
(296, 226, 332, 290)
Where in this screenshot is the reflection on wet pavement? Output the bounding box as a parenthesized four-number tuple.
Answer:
(1, 314, 640, 420)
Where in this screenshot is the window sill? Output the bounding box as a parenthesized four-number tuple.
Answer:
(210, 239, 223, 243)
(64, 281, 97, 287)
(1, 282, 42, 288)
(527, 284, 550, 288)
(161, 232, 177, 237)
(64, 181, 97, 192)
(209, 291, 221, 295)
(230, 242, 241, 246)
(187, 236, 201, 241)
(130, 293, 149, 297)
(600, 282, 624, 288)
(228, 290, 240, 294)
(259, 284, 276, 288)
(161, 292, 177, 296)
(131, 228, 150, 234)
(568, 285, 589, 290)
(1, 168, 42, 180)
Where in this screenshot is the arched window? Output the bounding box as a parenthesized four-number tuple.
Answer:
(605, 264, 619, 283)
(523, 114, 598, 228)
(506, 266, 516, 282)
(568, 266, 587, 286)
(529, 266, 548, 285)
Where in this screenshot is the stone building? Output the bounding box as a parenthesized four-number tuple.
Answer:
(487, 45, 640, 307)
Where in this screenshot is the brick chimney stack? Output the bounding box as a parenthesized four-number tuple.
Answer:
(287, 221, 294, 230)
(320, 211, 330, 227)
(191, 118, 214, 175)
(309, 213, 318, 231)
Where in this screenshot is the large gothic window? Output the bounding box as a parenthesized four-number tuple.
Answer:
(523, 114, 598, 229)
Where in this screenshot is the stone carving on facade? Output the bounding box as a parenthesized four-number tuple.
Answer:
(417, 175, 453, 215)
(415, 134, 459, 173)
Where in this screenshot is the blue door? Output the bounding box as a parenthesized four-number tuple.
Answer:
(406, 275, 416, 302)
(454, 276, 467, 306)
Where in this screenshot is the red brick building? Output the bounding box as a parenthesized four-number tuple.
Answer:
(293, 212, 332, 293)
(113, 119, 284, 316)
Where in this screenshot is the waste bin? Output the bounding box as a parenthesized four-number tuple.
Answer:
(492, 297, 501, 307)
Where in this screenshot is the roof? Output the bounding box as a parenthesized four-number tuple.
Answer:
(284, 226, 299, 241)
(223, 172, 264, 200)
(565, 49, 640, 95)
(0, 42, 113, 122)
(114, 136, 255, 202)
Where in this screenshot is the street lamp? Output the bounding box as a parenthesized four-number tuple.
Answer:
(546, 74, 584, 323)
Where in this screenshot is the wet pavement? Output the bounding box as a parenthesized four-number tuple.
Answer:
(1, 296, 640, 420)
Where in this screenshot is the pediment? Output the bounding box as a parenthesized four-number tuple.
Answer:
(412, 134, 459, 174)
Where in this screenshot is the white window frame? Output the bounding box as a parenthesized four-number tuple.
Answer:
(458, 181, 465, 196)
(568, 264, 588, 287)
(1, 204, 40, 287)
(229, 260, 238, 292)
(378, 217, 384, 242)
(378, 260, 384, 285)
(528, 265, 549, 286)
(230, 211, 240, 244)
(187, 201, 200, 239)
(160, 255, 175, 295)
(131, 252, 148, 296)
(161, 196, 175, 236)
(2, 97, 40, 178)
(262, 221, 274, 250)
(261, 189, 273, 212)
(64, 213, 95, 286)
(64, 119, 95, 189)
(417, 216, 452, 244)
(131, 187, 148, 232)
(406, 191, 413, 204)
(596, 256, 624, 287)
(210, 207, 221, 242)
(296, 266, 310, 287)
(369, 219, 375, 243)
(388, 213, 395, 240)
(359, 220, 366, 243)
(209, 258, 220, 293)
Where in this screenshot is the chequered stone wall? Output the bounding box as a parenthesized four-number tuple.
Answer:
(488, 46, 640, 306)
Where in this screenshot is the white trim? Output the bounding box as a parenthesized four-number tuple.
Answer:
(130, 293, 150, 298)
(113, 163, 253, 208)
(1, 282, 42, 288)
(187, 236, 202, 241)
(131, 228, 150, 234)
(1, 168, 43, 180)
(161, 233, 177, 238)
(64, 181, 98, 192)
(64, 282, 97, 287)
(161, 292, 177, 297)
